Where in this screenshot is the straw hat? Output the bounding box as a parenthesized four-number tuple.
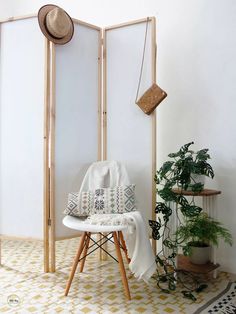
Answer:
(38, 4, 74, 45)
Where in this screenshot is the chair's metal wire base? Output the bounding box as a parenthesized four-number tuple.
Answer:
(80, 232, 118, 263)
(65, 231, 131, 300)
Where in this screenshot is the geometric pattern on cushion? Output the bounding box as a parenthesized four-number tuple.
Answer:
(92, 185, 136, 214)
(64, 185, 136, 217)
(64, 191, 94, 217)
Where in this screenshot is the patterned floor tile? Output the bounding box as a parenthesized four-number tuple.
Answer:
(0, 238, 233, 314)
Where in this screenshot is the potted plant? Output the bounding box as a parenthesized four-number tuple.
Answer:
(165, 141, 214, 192)
(153, 142, 215, 222)
(175, 212, 233, 264)
(149, 142, 217, 299)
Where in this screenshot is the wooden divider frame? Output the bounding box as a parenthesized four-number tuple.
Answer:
(47, 19, 102, 272)
(0, 14, 52, 271)
(43, 38, 51, 272)
(0, 15, 156, 271)
(103, 17, 157, 254)
(0, 15, 102, 272)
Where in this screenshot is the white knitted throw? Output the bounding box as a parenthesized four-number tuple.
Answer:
(85, 211, 156, 282)
(85, 213, 134, 227)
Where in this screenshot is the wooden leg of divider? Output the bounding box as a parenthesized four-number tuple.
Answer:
(119, 231, 131, 264)
(101, 233, 108, 261)
(98, 233, 102, 260)
(113, 232, 131, 300)
(65, 232, 86, 296)
(80, 232, 91, 273)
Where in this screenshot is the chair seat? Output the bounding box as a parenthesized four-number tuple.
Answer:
(63, 215, 128, 233)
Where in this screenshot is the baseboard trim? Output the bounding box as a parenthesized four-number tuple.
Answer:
(0, 234, 42, 241)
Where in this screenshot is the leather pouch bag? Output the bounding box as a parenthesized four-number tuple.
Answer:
(136, 83, 167, 115)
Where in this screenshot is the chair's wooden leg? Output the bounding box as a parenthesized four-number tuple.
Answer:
(65, 232, 87, 296)
(80, 232, 91, 273)
(113, 232, 131, 300)
(119, 231, 131, 264)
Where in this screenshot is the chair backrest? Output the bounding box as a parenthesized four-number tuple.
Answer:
(79, 161, 130, 194)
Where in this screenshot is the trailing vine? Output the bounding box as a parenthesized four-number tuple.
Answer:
(149, 142, 214, 300)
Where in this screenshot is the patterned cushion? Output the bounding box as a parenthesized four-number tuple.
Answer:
(92, 185, 136, 214)
(64, 185, 136, 217)
(64, 191, 93, 217)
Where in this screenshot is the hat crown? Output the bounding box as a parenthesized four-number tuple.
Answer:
(46, 7, 71, 39)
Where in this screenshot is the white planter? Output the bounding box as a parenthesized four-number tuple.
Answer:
(187, 174, 205, 190)
(191, 174, 205, 186)
(189, 245, 211, 265)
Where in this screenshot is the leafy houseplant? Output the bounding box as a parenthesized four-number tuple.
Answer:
(176, 212, 233, 264)
(161, 141, 214, 193)
(149, 142, 218, 300)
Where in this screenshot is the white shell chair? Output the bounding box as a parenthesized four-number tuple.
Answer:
(63, 161, 132, 300)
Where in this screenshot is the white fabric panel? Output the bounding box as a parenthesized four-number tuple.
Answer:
(105, 21, 153, 228)
(55, 24, 99, 238)
(0, 18, 44, 239)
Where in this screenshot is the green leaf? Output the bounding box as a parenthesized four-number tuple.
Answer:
(168, 281, 176, 291)
(155, 203, 172, 221)
(155, 202, 168, 213)
(176, 194, 188, 206)
(154, 174, 159, 184)
(149, 220, 161, 240)
(168, 152, 182, 158)
(158, 188, 176, 202)
(164, 180, 177, 189)
(168, 253, 177, 259)
(149, 220, 161, 231)
(181, 291, 197, 301)
(196, 149, 210, 161)
(203, 163, 214, 178)
(180, 142, 194, 154)
(168, 142, 194, 158)
(159, 161, 174, 178)
(175, 213, 233, 247)
(195, 284, 208, 293)
(182, 245, 191, 256)
(159, 275, 168, 282)
(190, 182, 204, 193)
(181, 205, 202, 217)
(155, 255, 164, 266)
(163, 239, 175, 249)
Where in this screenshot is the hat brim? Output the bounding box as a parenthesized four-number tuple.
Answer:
(38, 4, 74, 45)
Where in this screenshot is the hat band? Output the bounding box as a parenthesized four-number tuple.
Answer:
(44, 20, 66, 39)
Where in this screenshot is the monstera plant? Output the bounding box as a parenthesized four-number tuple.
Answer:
(149, 142, 215, 300)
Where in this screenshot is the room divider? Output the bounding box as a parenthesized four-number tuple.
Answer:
(0, 14, 157, 272)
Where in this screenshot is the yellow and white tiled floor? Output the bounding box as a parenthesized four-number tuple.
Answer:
(0, 238, 232, 313)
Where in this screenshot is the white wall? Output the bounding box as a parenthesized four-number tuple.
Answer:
(156, 1, 236, 274)
(1, 0, 236, 273)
